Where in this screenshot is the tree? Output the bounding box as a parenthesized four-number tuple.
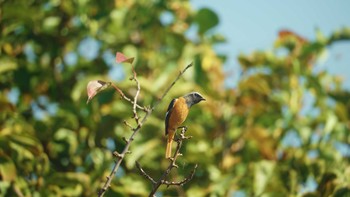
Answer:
(1, 0, 349, 196)
(0, 0, 223, 196)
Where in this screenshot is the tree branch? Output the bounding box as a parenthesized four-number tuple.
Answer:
(153, 62, 193, 110)
(110, 83, 145, 111)
(97, 63, 193, 197)
(130, 65, 141, 125)
(163, 164, 198, 186)
(136, 127, 198, 197)
(136, 161, 157, 184)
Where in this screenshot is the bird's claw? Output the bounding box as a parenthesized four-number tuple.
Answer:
(177, 126, 187, 131)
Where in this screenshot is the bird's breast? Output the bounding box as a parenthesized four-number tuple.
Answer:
(168, 97, 189, 129)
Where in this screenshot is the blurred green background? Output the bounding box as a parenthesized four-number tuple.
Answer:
(0, 0, 349, 196)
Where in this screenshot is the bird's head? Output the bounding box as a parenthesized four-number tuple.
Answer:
(183, 92, 206, 107)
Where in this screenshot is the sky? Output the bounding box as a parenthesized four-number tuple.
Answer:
(191, 0, 350, 89)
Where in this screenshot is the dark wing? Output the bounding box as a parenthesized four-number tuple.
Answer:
(165, 98, 177, 135)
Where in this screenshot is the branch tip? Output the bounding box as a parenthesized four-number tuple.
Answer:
(122, 137, 129, 143)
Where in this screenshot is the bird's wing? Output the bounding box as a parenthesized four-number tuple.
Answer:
(165, 98, 177, 135)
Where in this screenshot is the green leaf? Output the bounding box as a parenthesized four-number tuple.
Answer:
(117, 175, 148, 196)
(333, 187, 350, 197)
(194, 55, 209, 86)
(46, 172, 90, 196)
(240, 74, 271, 95)
(0, 154, 17, 181)
(195, 8, 219, 34)
(0, 181, 11, 195)
(302, 193, 318, 197)
(210, 174, 235, 196)
(9, 142, 35, 160)
(316, 172, 337, 196)
(10, 133, 42, 152)
(0, 58, 17, 73)
(51, 128, 78, 156)
(324, 113, 337, 134)
(187, 186, 207, 197)
(89, 148, 105, 169)
(43, 16, 61, 31)
(254, 160, 276, 195)
(329, 27, 350, 43)
(8, 133, 43, 160)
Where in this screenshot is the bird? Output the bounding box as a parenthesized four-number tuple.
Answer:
(165, 92, 205, 158)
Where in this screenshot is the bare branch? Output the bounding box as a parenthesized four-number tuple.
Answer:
(131, 66, 141, 125)
(152, 62, 193, 110)
(136, 127, 197, 197)
(110, 83, 145, 111)
(163, 164, 198, 186)
(123, 120, 134, 130)
(97, 63, 193, 197)
(136, 161, 157, 184)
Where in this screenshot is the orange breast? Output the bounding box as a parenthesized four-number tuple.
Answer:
(168, 97, 189, 131)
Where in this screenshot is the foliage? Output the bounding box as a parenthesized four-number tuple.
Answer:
(1, 0, 349, 196)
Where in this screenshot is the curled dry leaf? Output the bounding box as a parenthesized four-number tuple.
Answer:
(86, 80, 111, 104)
(116, 52, 135, 64)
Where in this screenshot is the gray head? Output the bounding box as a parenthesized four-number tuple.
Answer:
(183, 92, 206, 108)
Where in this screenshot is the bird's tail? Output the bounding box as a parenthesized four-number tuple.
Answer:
(166, 131, 175, 158)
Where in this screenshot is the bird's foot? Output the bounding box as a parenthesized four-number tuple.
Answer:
(177, 126, 187, 131)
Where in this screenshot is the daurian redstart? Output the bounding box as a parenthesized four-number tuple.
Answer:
(165, 92, 205, 158)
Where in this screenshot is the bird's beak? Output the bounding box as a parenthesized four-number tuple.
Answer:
(201, 97, 206, 101)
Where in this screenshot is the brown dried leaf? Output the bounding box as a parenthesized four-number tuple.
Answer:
(116, 52, 134, 64)
(86, 80, 111, 104)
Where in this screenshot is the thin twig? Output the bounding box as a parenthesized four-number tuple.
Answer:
(163, 164, 198, 186)
(97, 63, 193, 197)
(123, 120, 134, 130)
(131, 66, 141, 124)
(98, 66, 144, 197)
(152, 62, 193, 110)
(136, 161, 157, 184)
(110, 83, 145, 111)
